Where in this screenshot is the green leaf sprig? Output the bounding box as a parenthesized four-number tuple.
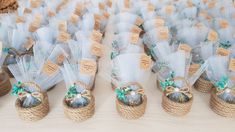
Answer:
(215, 76, 229, 90)
(11, 81, 25, 96)
(65, 84, 78, 99)
(160, 71, 176, 91)
(115, 86, 131, 102)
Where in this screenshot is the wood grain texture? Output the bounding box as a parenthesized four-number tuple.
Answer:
(0, 22, 235, 132)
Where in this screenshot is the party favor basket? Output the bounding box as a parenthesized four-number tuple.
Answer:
(14, 82, 49, 122)
(161, 77, 193, 116)
(115, 83, 147, 119)
(63, 81, 95, 122)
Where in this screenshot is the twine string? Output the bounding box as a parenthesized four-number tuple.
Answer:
(164, 76, 193, 99)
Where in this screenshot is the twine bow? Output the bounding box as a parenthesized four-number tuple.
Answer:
(11, 81, 43, 102)
(165, 85, 192, 98)
(18, 91, 43, 102)
(160, 72, 192, 98)
(65, 84, 91, 103)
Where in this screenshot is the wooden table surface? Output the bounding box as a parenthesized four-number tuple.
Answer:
(0, 22, 235, 132)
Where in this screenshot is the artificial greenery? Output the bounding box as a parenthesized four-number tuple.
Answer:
(160, 71, 176, 91)
(65, 84, 78, 99)
(215, 76, 229, 90)
(11, 81, 25, 96)
(160, 71, 191, 103)
(115, 86, 131, 103)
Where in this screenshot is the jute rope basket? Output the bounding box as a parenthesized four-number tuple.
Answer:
(15, 82, 49, 122)
(0, 71, 11, 96)
(161, 77, 193, 116)
(63, 95, 95, 122)
(210, 89, 235, 117)
(162, 93, 193, 116)
(116, 95, 147, 119)
(63, 81, 95, 122)
(115, 83, 147, 119)
(194, 76, 213, 93)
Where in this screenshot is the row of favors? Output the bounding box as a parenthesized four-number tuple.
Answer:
(0, 0, 234, 121)
(108, 0, 235, 117)
(0, 0, 112, 122)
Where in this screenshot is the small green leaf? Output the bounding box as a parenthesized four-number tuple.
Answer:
(115, 88, 126, 102)
(65, 85, 78, 98)
(160, 71, 176, 91)
(215, 76, 229, 90)
(11, 82, 24, 96)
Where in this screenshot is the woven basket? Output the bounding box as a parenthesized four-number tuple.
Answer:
(0, 71, 11, 96)
(194, 76, 213, 93)
(63, 95, 95, 122)
(162, 93, 193, 116)
(210, 90, 235, 117)
(116, 95, 147, 119)
(15, 92, 49, 122)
